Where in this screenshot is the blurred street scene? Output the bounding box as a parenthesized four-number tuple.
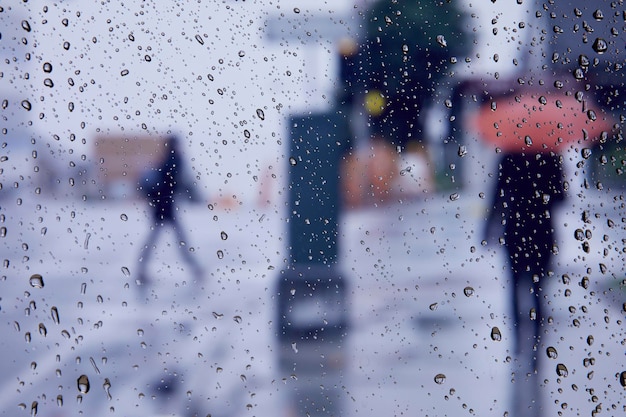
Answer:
(1, 0, 625, 416)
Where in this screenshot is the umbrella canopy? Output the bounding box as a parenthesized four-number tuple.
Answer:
(472, 91, 614, 153)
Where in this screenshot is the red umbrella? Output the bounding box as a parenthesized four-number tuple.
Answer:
(472, 91, 614, 153)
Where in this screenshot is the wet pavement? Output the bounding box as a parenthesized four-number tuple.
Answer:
(0, 188, 624, 416)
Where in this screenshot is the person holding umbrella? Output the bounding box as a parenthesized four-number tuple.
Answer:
(477, 85, 613, 417)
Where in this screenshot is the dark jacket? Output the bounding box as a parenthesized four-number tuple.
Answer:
(489, 152, 565, 275)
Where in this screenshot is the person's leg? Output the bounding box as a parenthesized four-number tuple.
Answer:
(137, 222, 162, 285)
(511, 269, 543, 417)
(171, 219, 204, 280)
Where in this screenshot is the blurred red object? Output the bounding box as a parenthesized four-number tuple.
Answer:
(472, 91, 614, 153)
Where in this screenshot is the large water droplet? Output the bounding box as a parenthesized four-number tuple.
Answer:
(256, 109, 265, 120)
(43, 78, 54, 88)
(436, 35, 447, 47)
(556, 363, 568, 377)
(592, 38, 608, 54)
(77, 375, 90, 393)
(619, 371, 626, 388)
(220, 231, 228, 240)
(29, 274, 44, 288)
(546, 346, 558, 359)
(51, 306, 60, 324)
(434, 373, 446, 384)
(43, 62, 52, 73)
(21, 100, 32, 111)
(490, 327, 502, 341)
(592, 9, 604, 20)
(38, 323, 47, 337)
(103, 378, 112, 400)
(21, 20, 31, 32)
(463, 286, 474, 297)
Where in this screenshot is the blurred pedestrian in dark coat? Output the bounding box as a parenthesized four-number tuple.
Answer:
(485, 151, 565, 417)
(137, 136, 203, 288)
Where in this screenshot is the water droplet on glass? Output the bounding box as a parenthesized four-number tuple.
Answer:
(256, 108, 265, 120)
(63, 41, 70, 50)
(238, 50, 245, 57)
(546, 346, 558, 359)
(289, 157, 297, 166)
(120, 69, 129, 76)
(490, 327, 502, 341)
(457, 146, 467, 157)
(436, 35, 447, 47)
(51, 306, 60, 324)
(121, 267, 130, 277)
(587, 110, 597, 121)
(293, 7, 301, 13)
(592, 9, 604, 20)
(524, 136, 533, 146)
(29, 274, 44, 288)
(619, 371, 626, 388)
(429, 303, 438, 311)
(38, 323, 47, 337)
(42, 62, 52, 73)
(56, 395, 63, 406)
(217, 250, 224, 260)
(195, 34, 204, 45)
(30, 401, 37, 416)
(103, 378, 112, 400)
(77, 375, 90, 393)
(220, 231, 228, 240)
(587, 335, 594, 346)
(21, 20, 31, 32)
(43, 78, 54, 88)
(556, 363, 568, 377)
(449, 193, 459, 201)
(434, 373, 446, 384)
(463, 286, 474, 297)
(233, 315, 242, 324)
(592, 38, 608, 54)
(21, 100, 32, 111)
(538, 96, 547, 105)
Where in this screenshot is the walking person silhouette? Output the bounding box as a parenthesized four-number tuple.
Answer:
(485, 151, 565, 417)
(136, 135, 203, 289)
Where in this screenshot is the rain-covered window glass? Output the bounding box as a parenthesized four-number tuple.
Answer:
(1, 1, 624, 416)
